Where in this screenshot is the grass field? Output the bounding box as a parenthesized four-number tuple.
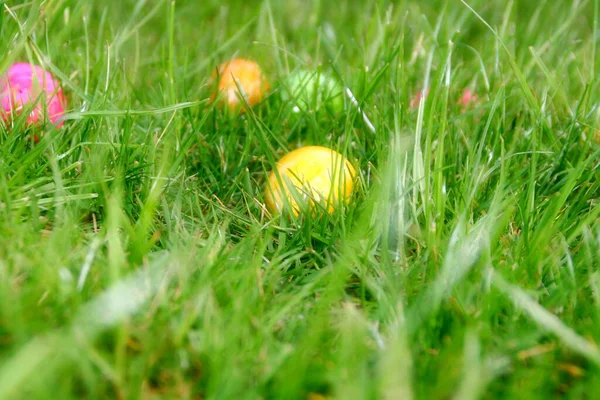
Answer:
(1, 0, 600, 398)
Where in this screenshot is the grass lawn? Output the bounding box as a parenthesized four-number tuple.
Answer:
(1, 0, 600, 398)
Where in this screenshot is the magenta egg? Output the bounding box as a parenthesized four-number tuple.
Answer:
(0, 62, 67, 128)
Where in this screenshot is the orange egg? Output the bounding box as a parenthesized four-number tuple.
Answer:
(265, 146, 356, 215)
(212, 58, 270, 112)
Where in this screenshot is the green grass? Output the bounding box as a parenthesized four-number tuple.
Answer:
(1, 0, 599, 398)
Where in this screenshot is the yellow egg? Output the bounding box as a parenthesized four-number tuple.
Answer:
(265, 146, 356, 215)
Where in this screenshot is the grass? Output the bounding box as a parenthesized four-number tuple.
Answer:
(0, 0, 599, 398)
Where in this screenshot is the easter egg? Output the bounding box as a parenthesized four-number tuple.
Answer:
(409, 87, 479, 111)
(265, 146, 355, 215)
(409, 87, 430, 110)
(0, 62, 67, 127)
(279, 70, 344, 118)
(459, 88, 478, 110)
(212, 58, 270, 112)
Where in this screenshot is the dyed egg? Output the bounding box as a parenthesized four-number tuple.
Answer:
(265, 146, 355, 215)
(459, 88, 478, 109)
(409, 87, 479, 111)
(409, 87, 430, 110)
(0, 62, 67, 127)
(212, 58, 270, 112)
(279, 70, 344, 117)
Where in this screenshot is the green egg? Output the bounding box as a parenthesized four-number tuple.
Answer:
(279, 70, 345, 120)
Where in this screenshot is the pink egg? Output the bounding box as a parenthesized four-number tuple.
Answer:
(409, 87, 430, 110)
(0, 62, 67, 128)
(409, 87, 479, 112)
(459, 88, 478, 108)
